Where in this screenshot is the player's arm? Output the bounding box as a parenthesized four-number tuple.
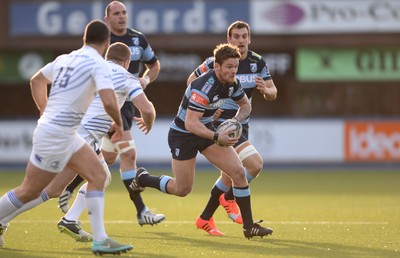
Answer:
(186, 72, 197, 86)
(233, 95, 252, 122)
(132, 93, 156, 134)
(30, 70, 51, 116)
(256, 77, 277, 101)
(98, 89, 123, 141)
(140, 60, 160, 90)
(185, 110, 237, 147)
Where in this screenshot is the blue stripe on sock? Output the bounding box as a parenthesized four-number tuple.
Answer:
(41, 190, 49, 201)
(121, 170, 136, 180)
(160, 176, 172, 193)
(7, 190, 23, 208)
(85, 190, 104, 198)
(233, 187, 250, 197)
(215, 178, 230, 192)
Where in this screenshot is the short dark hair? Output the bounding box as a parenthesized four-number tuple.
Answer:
(227, 21, 250, 38)
(106, 42, 131, 62)
(83, 20, 110, 45)
(213, 43, 241, 66)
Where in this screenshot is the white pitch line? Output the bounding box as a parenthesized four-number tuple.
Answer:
(12, 220, 389, 225)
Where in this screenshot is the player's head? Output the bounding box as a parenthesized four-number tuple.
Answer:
(227, 21, 251, 58)
(213, 43, 240, 84)
(105, 1, 127, 36)
(106, 42, 131, 70)
(83, 19, 110, 48)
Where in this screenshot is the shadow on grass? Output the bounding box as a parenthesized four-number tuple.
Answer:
(0, 247, 38, 258)
(140, 232, 398, 258)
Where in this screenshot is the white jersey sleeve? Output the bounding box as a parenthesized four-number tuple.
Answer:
(125, 74, 144, 102)
(93, 61, 114, 92)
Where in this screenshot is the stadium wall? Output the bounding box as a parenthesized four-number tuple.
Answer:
(1, 119, 399, 166)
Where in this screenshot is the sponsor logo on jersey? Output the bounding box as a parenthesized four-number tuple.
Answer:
(228, 87, 234, 97)
(201, 77, 214, 94)
(250, 63, 258, 73)
(132, 38, 139, 46)
(212, 95, 219, 102)
(237, 74, 257, 83)
(208, 99, 227, 109)
(190, 92, 208, 106)
(199, 64, 208, 74)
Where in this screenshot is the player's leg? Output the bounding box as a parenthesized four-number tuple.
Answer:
(202, 144, 272, 238)
(57, 174, 84, 213)
(0, 161, 56, 246)
(195, 168, 226, 236)
(57, 182, 93, 242)
(131, 158, 196, 197)
(220, 141, 262, 223)
(195, 145, 245, 235)
(67, 136, 132, 254)
(1, 164, 78, 227)
(130, 128, 198, 197)
(103, 133, 166, 226)
(116, 102, 165, 225)
(0, 125, 81, 246)
(49, 166, 93, 242)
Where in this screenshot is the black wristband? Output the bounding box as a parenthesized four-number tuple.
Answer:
(213, 132, 219, 142)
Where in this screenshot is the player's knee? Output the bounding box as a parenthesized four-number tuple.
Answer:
(103, 153, 117, 165)
(229, 166, 247, 184)
(85, 169, 107, 188)
(119, 147, 136, 161)
(248, 159, 263, 177)
(239, 145, 263, 176)
(175, 186, 192, 197)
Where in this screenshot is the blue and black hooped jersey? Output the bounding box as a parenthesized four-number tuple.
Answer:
(171, 70, 245, 133)
(194, 50, 271, 123)
(111, 28, 158, 77)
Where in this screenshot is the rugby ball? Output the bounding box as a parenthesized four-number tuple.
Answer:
(216, 118, 242, 139)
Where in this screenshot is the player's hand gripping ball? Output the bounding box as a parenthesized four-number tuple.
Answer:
(215, 118, 242, 146)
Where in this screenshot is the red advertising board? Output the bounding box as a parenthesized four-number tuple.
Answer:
(345, 121, 400, 161)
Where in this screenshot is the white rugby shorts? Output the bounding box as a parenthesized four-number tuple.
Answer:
(29, 123, 86, 173)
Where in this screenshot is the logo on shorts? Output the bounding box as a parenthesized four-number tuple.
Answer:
(50, 161, 60, 170)
(175, 148, 180, 157)
(34, 154, 42, 163)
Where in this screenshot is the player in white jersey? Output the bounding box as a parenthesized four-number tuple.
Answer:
(0, 20, 133, 255)
(0, 42, 155, 247)
(54, 42, 157, 241)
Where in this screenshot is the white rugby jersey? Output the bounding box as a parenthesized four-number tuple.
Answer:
(39, 46, 113, 133)
(80, 60, 143, 142)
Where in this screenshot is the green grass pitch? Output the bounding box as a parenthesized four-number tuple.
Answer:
(0, 168, 399, 257)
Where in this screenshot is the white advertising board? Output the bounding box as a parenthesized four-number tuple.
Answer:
(131, 118, 344, 164)
(0, 119, 344, 164)
(248, 119, 343, 162)
(0, 120, 36, 162)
